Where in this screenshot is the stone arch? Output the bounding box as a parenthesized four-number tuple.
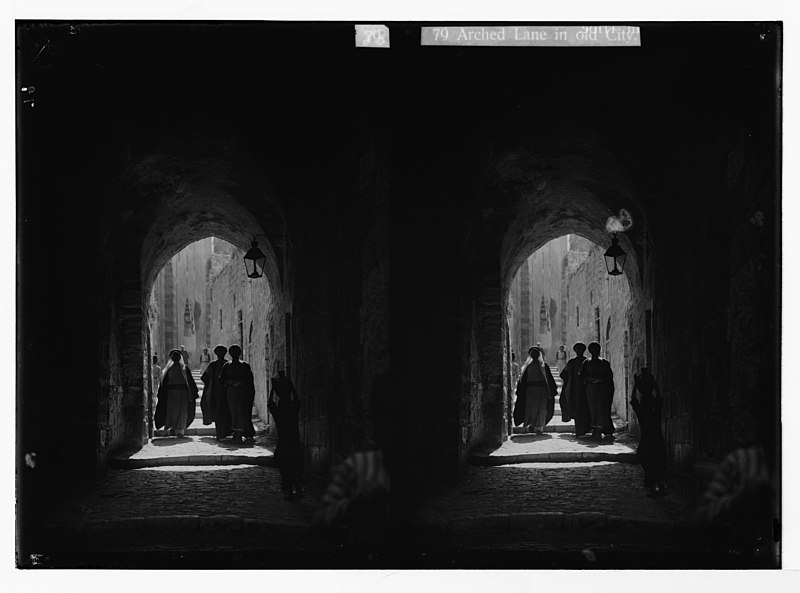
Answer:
(469, 129, 653, 454)
(104, 133, 291, 454)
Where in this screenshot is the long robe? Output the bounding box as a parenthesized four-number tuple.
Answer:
(513, 362, 557, 429)
(219, 360, 256, 438)
(154, 364, 198, 431)
(269, 377, 304, 491)
(559, 356, 591, 435)
(201, 358, 232, 439)
(630, 376, 667, 486)
(579, 357, 615, 435)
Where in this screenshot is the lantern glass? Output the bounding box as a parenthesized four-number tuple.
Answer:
(603, 235, 627, 276)
(243, 240, 267, 279)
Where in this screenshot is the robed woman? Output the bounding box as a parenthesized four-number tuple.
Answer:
(579, 341, 615, 440)
(155, 349, 199, 437)
(201, 345, 232, 440)
(513, 346, 558, 434)
(219, 344, 256, 443)
(630, 367, 667, 493)
(268, 369, 304, 497)
(559, 342, 591, 436)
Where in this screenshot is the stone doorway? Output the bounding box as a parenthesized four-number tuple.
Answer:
(146, 236, 281, 441)
(506, 234, 634, 436)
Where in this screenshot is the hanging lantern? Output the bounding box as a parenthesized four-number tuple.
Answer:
(604, 234, 627, 276)
(243, 238, 267, 279)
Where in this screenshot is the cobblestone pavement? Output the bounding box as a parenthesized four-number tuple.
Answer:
(407, 460, 706, 568)
(23, 419, 713, 568)
(415, 461, 688, 526)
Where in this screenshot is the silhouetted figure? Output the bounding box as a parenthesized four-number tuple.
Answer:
(556, 344, 568, 374)
(513, 347, 557, 434)
(314, 376, 392, 557)
(579, 341, 614, 440)
(201, 345, 232, 440)
(154, 349, 198, 437)
(559, 342, 590, 434)
(536, 341, 546, 362)
(199, 347, 211, 373)
(180, 345, 190, 367)
(630, 367, 667, 494)
(151, 355, 162, 395)
(268, 369, 304, 498)
(219, 344, 255, 444)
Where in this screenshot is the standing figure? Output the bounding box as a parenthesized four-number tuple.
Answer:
(151, 355, 163, 396)
(555, 344, 568, 374)
(513, 347, 557, 434)
(535, 342, 546, 363)
(154, 349, 198, 437)
(180, 345, 191, 367)
(200, 345, 232, 440)
(559, 342, 591, 434)
(199, 347, 211, 373)
(579, 341, 615, 440)
(268, 369, 304, 498)
(219, 344, 256, 443)
(630, 366, 667, 494)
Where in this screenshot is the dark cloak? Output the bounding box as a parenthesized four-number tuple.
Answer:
(201, 358, 232, 438)
(268, 377, 304, 491)
(578, 357, 615, 434)
(559, 356, 591, 436)
(219, 360, 256, 438)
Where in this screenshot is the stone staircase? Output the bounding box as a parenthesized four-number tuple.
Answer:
(153, 368, 263, 438)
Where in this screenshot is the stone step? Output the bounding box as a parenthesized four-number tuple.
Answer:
(154, 417, 268, 437)
(110, 434, 276, 469)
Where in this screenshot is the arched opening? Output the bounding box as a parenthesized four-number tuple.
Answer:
(507, 234, 635, 436)
(146, 235, 280, 440)
(464, 130, 652, 470)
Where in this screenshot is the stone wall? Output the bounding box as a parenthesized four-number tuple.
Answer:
(208, 244, 279, 427)
(565, 244, 634, 422)
(149, 238, 215, 366)
(508, 236, 570, 363)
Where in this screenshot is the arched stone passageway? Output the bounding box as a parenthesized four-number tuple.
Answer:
(507, 234, 635, 432)
(18, 23, 390, 531)
(18, 21, 778, 568)
(95, 139, 290, 459)
(146, 235, 282, 440)
(464, 134, 652, 462)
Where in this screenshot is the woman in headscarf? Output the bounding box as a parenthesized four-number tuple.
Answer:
(219, 344, 256, 444)
(513, 346, 558, 434)
(579, 341, 615, 440)
(200, 345, 232, 440)
(154, 349, 199, 437)
(559, 342, 591, 436)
